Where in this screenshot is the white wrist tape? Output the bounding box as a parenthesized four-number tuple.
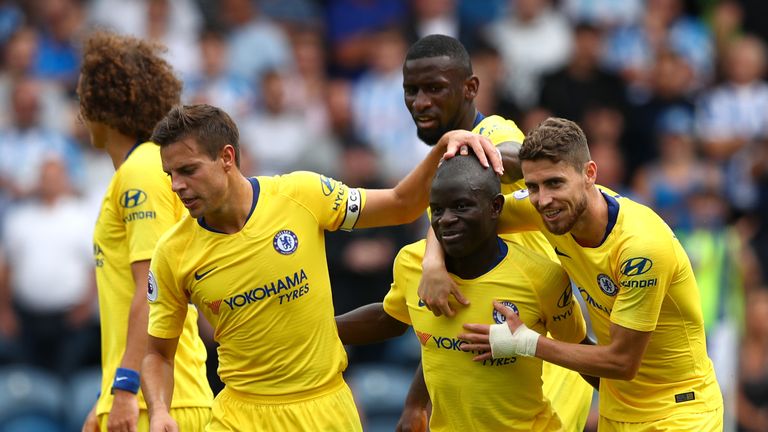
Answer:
(489, 323, 540, 358)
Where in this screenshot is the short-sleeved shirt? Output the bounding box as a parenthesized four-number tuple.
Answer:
(148, 172, 366, 397)
(93, 142, 212, 415)
(384, 239, 586, 431)
(499, 187, 723, 422)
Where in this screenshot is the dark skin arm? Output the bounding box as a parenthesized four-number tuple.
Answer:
(396, 363, 429, 432)
(336, 303, 409, 345)
(496, 141, 523, 185)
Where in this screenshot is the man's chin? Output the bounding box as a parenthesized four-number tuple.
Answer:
(543, 220, 571, 236)
(417, 129, 442, 146)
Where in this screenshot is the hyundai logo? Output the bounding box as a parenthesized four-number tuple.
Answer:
(620, 257, 653, 276)
(120, 189, 147, 208)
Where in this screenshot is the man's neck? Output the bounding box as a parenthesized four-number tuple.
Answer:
(445, 236, 502, 280)
(458, 106, 479, 132)
(202, 174, 254, 234)
(104, 129, 139, 170)
(570, 186, 609, 248)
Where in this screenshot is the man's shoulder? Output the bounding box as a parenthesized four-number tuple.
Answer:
(155, 216, 196, 252)
(472, 115, 525, 145)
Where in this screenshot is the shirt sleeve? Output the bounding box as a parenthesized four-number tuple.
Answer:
(474, 115, 525, 145)
(382, 245, 420, 325)
(119, 162, 181, 263)
(147, 240, 189, 339)
(609, 234, 674, 332)
(280, 171, 367, 232)
(498, 189, 543, 234)
(537, 263, 587, 343)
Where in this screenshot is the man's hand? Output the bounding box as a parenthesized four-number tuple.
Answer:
(419, 228, 469, 317)
(149, 410, 179, 432)
(81, 402, 99, 432)
(107, 390, 139, 432)
(438, 130, 503, 176)
(395, 405, 428, 432)
(459, 301, 539, 361)
(418, 264, 468, 317)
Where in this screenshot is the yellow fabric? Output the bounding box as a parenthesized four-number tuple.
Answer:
(474, 115, 591, 430)
(93, 142, 212, 415)
(207, 379, 361, 432)
(598, 407, 723, 432)
(384, 239, 586, 431)
(97, 407, 211, 431)
(541, 361, 592, 432)
(499, 187, 723, 422)
(148, 172, 366, 398)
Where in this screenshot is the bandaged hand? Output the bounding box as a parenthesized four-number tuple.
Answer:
(489, 322, 540, 358)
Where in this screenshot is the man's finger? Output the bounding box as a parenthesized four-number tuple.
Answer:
(460, 342, 489, 351)
(462, 323, 491, 334)
(451, 287, 470, 306)
(458, 332, 489, 343)
(472, 352, 493, 362)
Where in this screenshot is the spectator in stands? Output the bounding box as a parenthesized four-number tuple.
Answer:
(0, 156, 98, 376)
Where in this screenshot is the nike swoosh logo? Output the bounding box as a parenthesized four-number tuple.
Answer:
(115, 377, 128, 382)
(554, 247, 571, 259)
(194, 267, 217, 281)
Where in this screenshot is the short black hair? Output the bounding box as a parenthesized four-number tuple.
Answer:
(405, 34, 472, 77)
(432, 153, 500, 198)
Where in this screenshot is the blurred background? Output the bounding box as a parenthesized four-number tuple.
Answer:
(0, 0, 765, 431)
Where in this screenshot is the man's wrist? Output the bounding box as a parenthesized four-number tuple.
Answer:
(489, 323, 540, 357)
(111, 367, 140, 395)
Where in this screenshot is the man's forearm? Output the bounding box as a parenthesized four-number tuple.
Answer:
(536, 336, 640, 381)
(403, 362, 430, 410)
(121, 260, 151, 372)
(336, 303, 408, 345)
(142, 350, 175, 415)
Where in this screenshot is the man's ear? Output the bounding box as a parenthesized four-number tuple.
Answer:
(220, 144, 237, 171)
(584, 160, 597, 187)
(491, 193, 505, 218)
(465, 75, 479, 100)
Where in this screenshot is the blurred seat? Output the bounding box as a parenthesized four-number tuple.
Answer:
(347, 363, 416, 431)
(0, 365, 64, 432)
(63, 366, 101, 432)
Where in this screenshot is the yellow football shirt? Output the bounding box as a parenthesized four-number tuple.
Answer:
(474, 114, 590, 431)
(499, 187, 723, 422)
(93, 142, 212, 415)
(148, 172, 366, 397)
(384, 239, 586, 431)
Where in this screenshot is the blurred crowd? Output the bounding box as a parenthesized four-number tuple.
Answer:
(0, 0, 766, 431)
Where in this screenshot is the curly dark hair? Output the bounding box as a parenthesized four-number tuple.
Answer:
(78, 31, 182, 143)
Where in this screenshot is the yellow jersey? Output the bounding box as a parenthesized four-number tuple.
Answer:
(93, 142, 212, 415)
(384, 239, 586, 431)
(499, 187, 723, 422)
(148, 172, 366, 397)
